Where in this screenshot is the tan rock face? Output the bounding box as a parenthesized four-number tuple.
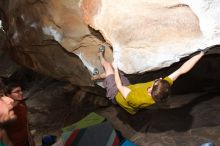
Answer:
(0, 0, 220, 87)
(81, 0, 220, 73)
(0, 0, 111, 86)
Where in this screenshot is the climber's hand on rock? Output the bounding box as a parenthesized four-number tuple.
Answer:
(197, 47, 211, 54)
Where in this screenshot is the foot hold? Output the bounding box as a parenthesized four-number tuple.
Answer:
(92, 68, 99, 75)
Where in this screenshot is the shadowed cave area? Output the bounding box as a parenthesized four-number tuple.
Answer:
(2, 52, 220, 145)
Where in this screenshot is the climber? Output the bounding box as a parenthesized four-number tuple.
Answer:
(92, 46, 206, 114)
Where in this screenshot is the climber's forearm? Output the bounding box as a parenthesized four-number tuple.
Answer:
(114, 67, 131, 99)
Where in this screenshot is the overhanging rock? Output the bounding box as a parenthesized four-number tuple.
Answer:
(80, 0, 220, 74)
(0, 0, 220, 88)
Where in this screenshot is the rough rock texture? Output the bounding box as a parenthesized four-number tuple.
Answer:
(81, 0, 220, 73)
(0, 0, 112, 87)
(0, 28, 19, 78)
(0, 0, 220, 87)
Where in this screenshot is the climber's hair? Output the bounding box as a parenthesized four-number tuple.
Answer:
(151, 79, 171, 103)
(4, 82, 21, 95)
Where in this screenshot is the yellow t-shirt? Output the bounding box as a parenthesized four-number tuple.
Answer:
(115, 77, 173, 114)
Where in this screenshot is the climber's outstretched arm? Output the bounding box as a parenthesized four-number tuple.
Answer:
(168, 51, 204, 82)
(113, 64, 131, 99)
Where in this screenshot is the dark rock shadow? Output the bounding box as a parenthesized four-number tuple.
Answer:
(116, 93, 218, 133)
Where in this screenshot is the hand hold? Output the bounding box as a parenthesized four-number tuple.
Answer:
(92, 68, 99, 75)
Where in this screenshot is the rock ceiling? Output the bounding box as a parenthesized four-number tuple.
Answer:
(0, 0, 220, 86)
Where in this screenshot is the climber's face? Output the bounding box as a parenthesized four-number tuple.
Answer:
(7, 86, 24, 101)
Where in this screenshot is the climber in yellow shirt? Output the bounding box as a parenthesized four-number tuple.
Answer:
(93, 46, 205, 114)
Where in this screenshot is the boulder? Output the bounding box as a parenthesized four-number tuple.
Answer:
(0, 0, 220, 88)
